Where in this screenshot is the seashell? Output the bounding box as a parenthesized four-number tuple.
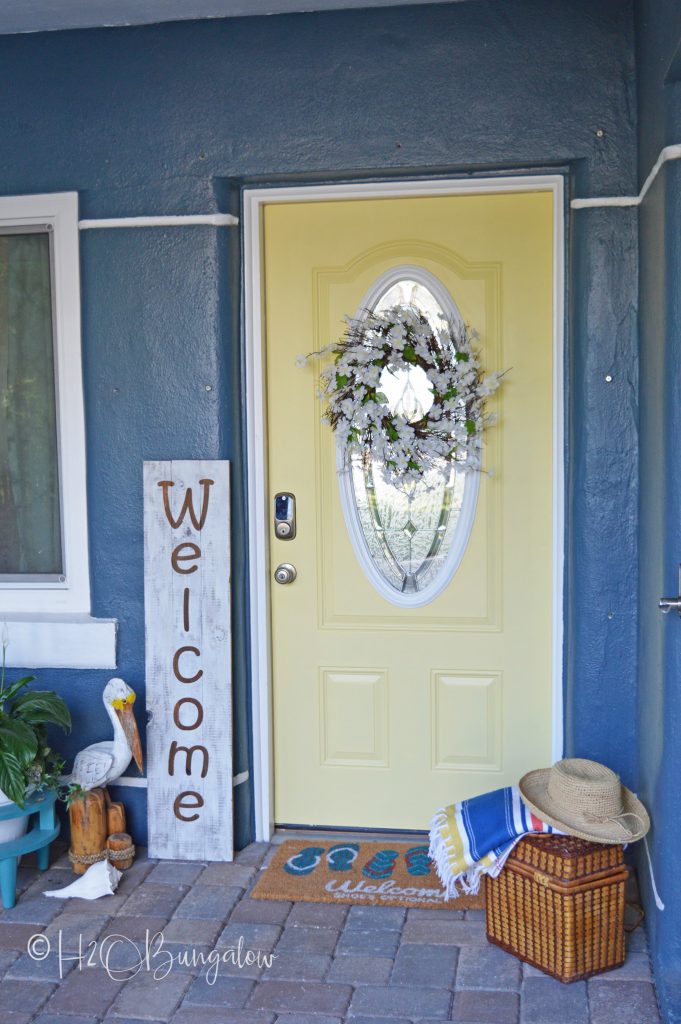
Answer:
(43, 858, 122, 900)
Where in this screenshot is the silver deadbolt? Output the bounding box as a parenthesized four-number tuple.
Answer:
(274, 563, 297, 585)
(274, 492, 296, 540)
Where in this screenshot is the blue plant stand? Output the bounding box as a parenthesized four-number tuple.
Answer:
(0, 791, 60, 909)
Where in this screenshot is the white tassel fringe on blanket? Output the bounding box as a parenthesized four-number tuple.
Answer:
(428, 785, 555, 899)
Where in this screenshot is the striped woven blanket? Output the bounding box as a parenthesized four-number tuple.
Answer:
(428, 786, 556, 898)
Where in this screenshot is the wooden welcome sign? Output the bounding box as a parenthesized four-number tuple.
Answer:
(143, 460, 233, 861)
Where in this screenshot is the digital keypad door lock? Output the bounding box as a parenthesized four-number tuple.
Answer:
(274, 492, 296, 540)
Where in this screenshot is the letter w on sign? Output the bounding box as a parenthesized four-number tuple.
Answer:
(158, 479, 214, 531)
(144, 460, 233, 861)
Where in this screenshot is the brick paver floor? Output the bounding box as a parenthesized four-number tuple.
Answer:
(0, 840, 661, 1023)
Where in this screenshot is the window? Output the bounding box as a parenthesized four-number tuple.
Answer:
(0, 227, 62, 580)
(0, 193, 115, 667)
(337, 266, 480, 608)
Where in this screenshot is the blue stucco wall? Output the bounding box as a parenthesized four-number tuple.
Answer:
(636, 1, 681, 1019)
(567, 204, 639, 777)
(0, 0, 639, 853)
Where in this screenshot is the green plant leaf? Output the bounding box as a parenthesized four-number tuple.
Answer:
(11, 691, 72, 732)
(335, 373, 349, 389)
(0, 750, 27, 806)
(0, 717, 39, 766)
(465, 419, 476, 435)
(0, 676, 36, 706)
(403, 345, 417, 364)
(375, 392, 389, 404)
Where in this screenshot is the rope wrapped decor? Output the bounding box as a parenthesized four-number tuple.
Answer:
(68, 841, 135, 868)
(107, 843, 135, 864)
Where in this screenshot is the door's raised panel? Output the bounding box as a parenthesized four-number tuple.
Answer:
(319, 669, 389, 767)
(431, 670, 502, 771)
(313, 243, 502, 631)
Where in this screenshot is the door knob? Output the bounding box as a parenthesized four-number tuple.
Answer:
(274, 563, 297, 585)
(659, 564, 681, 616)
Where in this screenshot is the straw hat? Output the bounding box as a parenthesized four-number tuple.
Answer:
(519, 758, 650, 845)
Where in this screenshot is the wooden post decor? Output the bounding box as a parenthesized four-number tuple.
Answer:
(68, 789, 108, 874)
(144, 460, 233, 861)
(107, 802, 127, 836)
(107, 833, 135, 870)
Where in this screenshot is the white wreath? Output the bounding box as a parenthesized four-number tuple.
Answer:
(297, 304, 503, 483)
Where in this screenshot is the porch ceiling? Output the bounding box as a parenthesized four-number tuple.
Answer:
(0, 0, 473, 36)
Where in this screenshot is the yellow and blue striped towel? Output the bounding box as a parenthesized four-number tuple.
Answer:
(428, 786, 556, 898)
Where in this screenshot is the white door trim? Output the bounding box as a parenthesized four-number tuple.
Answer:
(243, 175, 566, 842)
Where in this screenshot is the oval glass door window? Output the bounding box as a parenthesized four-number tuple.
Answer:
(338, 268, 480, 608)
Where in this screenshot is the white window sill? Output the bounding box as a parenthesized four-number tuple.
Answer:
(1, 615, 117, 669)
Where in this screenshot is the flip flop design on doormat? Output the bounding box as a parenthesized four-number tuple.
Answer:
(253, 839, 486, 909)
(362, 848, 399, 879)
(405, 845, 431, 876)
(283, 845, 325, 875)
(326, 843, 360, 871)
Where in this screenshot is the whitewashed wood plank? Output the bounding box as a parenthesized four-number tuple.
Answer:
(144, 460, 233, 861)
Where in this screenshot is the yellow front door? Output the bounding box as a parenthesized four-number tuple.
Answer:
(263, 190, 555, 829)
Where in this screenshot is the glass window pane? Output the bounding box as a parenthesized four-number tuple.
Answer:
(342, 274, 475, 601)
(0, 231, 62, 576)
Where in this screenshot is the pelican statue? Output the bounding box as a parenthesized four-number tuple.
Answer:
(65, 678, 144, 790)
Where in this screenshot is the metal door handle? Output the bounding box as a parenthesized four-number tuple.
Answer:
(274, 563, 297, 585)
(659, 564, 681, 616)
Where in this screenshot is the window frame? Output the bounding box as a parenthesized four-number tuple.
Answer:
(0, 192, 90, 614)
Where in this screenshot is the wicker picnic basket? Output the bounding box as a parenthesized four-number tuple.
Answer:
(486, 834, 628, 983)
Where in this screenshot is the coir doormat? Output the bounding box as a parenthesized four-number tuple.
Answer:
(251, 839, 486, 909)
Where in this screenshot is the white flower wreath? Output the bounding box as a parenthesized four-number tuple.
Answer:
(297, 304, 503, 484)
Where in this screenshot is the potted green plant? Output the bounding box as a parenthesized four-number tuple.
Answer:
(0, 658, 71, 842)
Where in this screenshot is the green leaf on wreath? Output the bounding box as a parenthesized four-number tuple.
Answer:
(403, 345, 417, 364)
(465, 419, 476, 435)
(386, 422, 399, 442)
(375, 392, 389, 404)
(455, 352, 470, 363)
(335, 373, 349, 389)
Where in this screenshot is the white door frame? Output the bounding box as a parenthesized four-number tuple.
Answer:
(243, 175, 565, 842)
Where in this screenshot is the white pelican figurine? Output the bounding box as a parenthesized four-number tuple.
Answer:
(66, 678, 144, 790)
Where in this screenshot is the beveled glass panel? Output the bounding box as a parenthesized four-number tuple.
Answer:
(341, 273, 476, 603)
(0, 230, 62, 577)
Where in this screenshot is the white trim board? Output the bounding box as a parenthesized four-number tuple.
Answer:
(1, 615, 117, 669)
(571, 143, 681, 209)
(79, 214, 239, 230)
(243, 174, 566, 843)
